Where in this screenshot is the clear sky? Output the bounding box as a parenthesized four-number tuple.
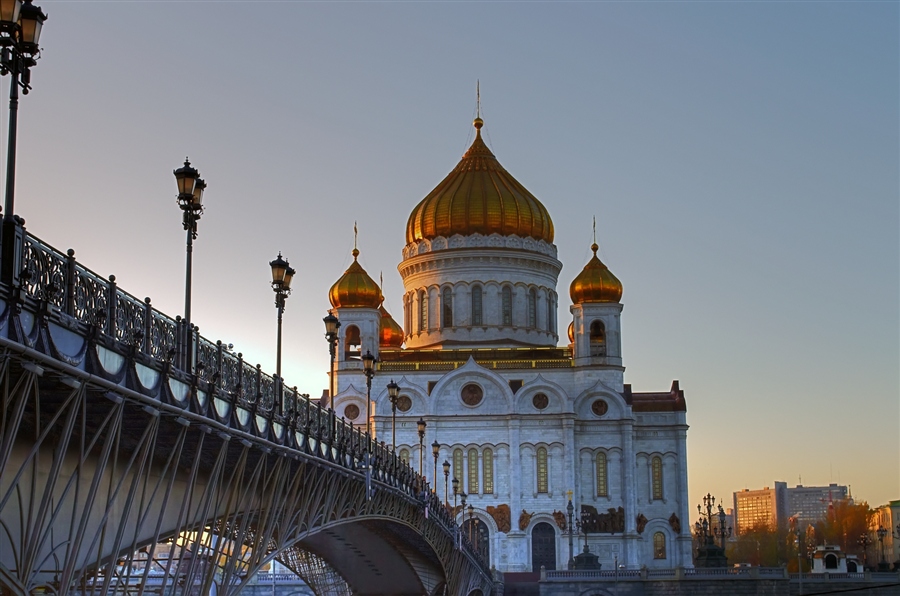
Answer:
(14, 2, 898, 513)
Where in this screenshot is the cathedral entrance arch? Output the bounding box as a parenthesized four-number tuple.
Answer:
(462, 518, 490, 563)
(531, 522, 556, 572)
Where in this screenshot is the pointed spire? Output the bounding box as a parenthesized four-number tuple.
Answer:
(353, 222, 359, 259)
(592, 216, 598, 253)
(474, 80, 484, 131)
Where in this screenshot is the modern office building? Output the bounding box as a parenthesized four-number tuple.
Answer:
(325, 115, 693, 572)
(733, 483, 788, 534)
(788, 483, 849, 528)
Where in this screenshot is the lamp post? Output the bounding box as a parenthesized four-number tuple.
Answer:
(467, 504, 476, 550)
(877, 525, 888, 570)
(362, 350, 376, 439)
(858, 532, 871, 569)
(442, 460, 450, 507)
(0, 0, 46, 288)
(416, 417, 426, 477)
(270, 253, 294, 415)
(566, 492, 575, 570)
(323, 313, 340, 405)
(174, 159, 205, 371)
(386, 379, 399, 451)
(431, 440, 440, 493)
(452, 477, 459, 508)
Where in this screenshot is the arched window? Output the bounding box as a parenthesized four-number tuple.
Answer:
(442, 286, 453, 328)
(825, 554, 838, 569)
(590, 320, 606, 356)
(404, 293, 411, 335)
(468, 449, 479, 494)
(472, 286, 483, 326)
(453, 448, 464, 490)
(536, 447, 548, 494)
(344, 325, 360, 359)
(418, 290, 428, 332)
(399, 449, 410, 464)
(651, 456, 663, 500)
(528, 288, 537, 328)
(501, 286, 512, 326)
(653, 532, 666, 559)
(483, 448, 494, 494)
(596, 452, 608, 497)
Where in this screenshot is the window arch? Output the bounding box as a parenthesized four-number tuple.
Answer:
(471, 286, 483, 326)
(536, 447, 548, 494)
(528, 288, 537, 328)
(344, 325, 360, 359)
(596, 452, 608, 497)
(590, 320, 606, 356)
(442, 286, 453, 328)
(483, 448, 494, 494)
(468, 449, 479, 494)
(399, 449, 410, 464)
(501, 286, 512, 326)
(653, 532, 666, 559)
(418, 290, 428, 332)
(651, 456, 663, 500)
(453, 448, 464, 490)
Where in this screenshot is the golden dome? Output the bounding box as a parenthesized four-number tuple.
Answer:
(405, 118, 554, 244)
(329, 248, 383, 309)
(379, 304, 404, 348)
(569, 243, 623, 304)
(567, 321, 574, 343)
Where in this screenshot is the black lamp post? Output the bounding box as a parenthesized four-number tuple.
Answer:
(467, 504, 475, 549)
(566, 493, 575, 569)
(858, 532, 871, 568)
(695, 493, 730, 568)
(0, 0, 46, 288)
(431, 440, 440, 493)
(877, 525, 888, 570)
(442, 460, 450, 507)
(362, 350, 376, 439)
(452, 476, 459, 508)
(416, 417, 426, 477)
(174, 159, 205, 371)
(386, 379, 399, 451)
(270, 253, 294, 414)
(323, 313, 340, 405)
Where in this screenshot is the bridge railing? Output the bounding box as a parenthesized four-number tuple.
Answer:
(8, 229, 493, 574)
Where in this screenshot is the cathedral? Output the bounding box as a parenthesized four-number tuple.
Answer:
(325, 115, 692, 572)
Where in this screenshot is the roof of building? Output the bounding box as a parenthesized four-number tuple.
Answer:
(405, 117, 554, 245)
(623, 380, 687, 412)
(570, 243, 623, 304)
(328, 248, 383, 309)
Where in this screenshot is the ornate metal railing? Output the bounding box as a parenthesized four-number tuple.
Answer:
(5, 230, 492, 578)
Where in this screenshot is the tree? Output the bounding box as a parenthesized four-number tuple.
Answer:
(726, 523, 799, 568)
(813, 500, 873, 563)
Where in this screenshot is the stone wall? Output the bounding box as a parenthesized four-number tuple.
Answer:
(539, 579, 788, 596)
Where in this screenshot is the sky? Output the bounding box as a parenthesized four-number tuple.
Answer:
(12, 1, 898, 513)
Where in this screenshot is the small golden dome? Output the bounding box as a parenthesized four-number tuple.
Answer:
(569, 243, 622, 304)
(567, 321, 574, 343)
(329, 248, 383, 309)
(379, 304, 404, 348)
(406, 118, 554, 244)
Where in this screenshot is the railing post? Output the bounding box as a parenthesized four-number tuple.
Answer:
(236, 352, 244, 404)
(215, 340, 223, 386)
(143, 298, 152, 354)
(64, 249, 75, 316)
(106, 275, 117, 338)
(175, 316, 183, 369)
(255, 363, 262, 411)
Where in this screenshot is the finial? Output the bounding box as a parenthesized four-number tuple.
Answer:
(473, 80, 484, 130)
(352, 222, 360, 259)
(379, 271, 383, 289)
(591, 217, 598, 254)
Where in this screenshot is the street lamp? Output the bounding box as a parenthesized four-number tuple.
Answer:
(443, 459, 450, 507)
(452, 476, 459, 508)
(174, 159, 205, 371)
(877, 525, 888, 570)
(0, 0, 46, 288)
(323, 313, 340, 405)
(386, 379, 399, 451)
(431, 440, 440, 493)
(468, 504, 476, 550)
(416, 417, 426, 477)
(566, 492, 575, 570)
(858, 532, 871, 569)
(270, 253, 294, 414)
(362, 350, 376, 439)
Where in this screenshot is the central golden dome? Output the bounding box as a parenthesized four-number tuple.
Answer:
(405, 118, 554, 245)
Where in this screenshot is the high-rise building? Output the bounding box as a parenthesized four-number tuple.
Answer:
(787, 483, 849, 528)
(733, 482, 788, 534)
(325, 115, 694, 572)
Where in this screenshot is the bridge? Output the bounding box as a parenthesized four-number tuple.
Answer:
(0, 226, 499, 596)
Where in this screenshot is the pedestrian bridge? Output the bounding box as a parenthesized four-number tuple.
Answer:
(0, 228, 497, 596)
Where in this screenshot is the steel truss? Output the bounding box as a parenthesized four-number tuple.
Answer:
(0, 229, 497, 596)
